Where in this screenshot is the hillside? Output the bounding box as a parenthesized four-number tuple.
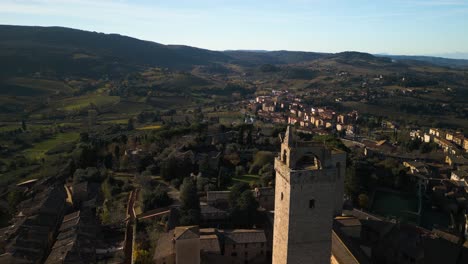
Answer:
(0, 25, 230, 78)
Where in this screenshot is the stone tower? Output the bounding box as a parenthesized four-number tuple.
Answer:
(273, 127, 346, 264)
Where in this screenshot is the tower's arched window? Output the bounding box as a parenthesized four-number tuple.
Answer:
(283, 150, 287, 163)
(281, 192, 284, 201)
(336, 162, 341, 178)
(309, 199, 315, 209)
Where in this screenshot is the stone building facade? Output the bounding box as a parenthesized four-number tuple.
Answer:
(272, 127, 346, 264)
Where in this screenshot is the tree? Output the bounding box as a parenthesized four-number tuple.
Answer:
(196, 176, 209, 192)
(231, 190, 259, 227)
(21, 120, 27, 131)
(179, 178, 200, 225)
(114, 145, 121, 158)
(160, 157, 177, 181)
(7, 190, 24, 213)
(218, 167, 232, 189)
(104, 153, 113, 169)
(358, 193, 369, 209)
(229, 182, 250, 208)
(249, 151, 274, 174)
(235, 165, 245, 177)
(127, 118, 135, 131)
(79, 132, 89, 143)
(237, 125, 244, 144)
(246, 130, 253, 145)
(171, 178, 182, 189)
(143, 186, 172, 211)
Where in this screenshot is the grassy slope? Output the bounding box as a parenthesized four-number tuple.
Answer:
(22, 132, 79, 160)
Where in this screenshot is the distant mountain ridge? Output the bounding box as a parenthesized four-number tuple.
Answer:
(377, 54, 468, 68)
(1, 24, 467, 78)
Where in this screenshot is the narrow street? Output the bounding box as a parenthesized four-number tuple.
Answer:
(123, 188, 139, 264)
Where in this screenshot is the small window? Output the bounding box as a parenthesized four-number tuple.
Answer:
(309, 199, 315, 209)
(261, 250, 264, 255)
(261, 242, 264, 247)
(233, 244, 236, 249)
(231, 252, 237, 257)
(245, 244, 248, 248)
(281, 192, 283, 201)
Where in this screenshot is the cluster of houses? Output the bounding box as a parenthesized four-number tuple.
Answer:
(152, 187, 275, 264)
(409, 127, 468, 192)
(154, 226, 268, 264)
(336, 209, 468, 264)
(0, 169, 111, 264)
(411, 128, 468, 155)
(0, 185, 67, 263)
(248, 93, 359, 136)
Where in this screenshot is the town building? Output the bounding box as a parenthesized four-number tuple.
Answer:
(153, 227, 267, 264)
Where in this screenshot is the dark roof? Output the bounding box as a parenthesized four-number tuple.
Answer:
(174, 226, 199, 241)
(200, 204, 227, 215)
(224, 229, 266, 244)
(153, 231, 175, 260)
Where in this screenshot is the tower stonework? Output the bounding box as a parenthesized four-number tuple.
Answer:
(273, 127, 346, 264)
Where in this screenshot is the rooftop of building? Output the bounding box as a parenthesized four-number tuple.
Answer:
(223, 229, 267, 244)
(174, 226, 199, 241)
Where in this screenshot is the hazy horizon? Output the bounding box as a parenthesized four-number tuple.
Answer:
(1, 0, 468, 59)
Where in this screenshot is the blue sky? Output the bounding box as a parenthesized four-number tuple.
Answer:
(1, 0, 468, 58)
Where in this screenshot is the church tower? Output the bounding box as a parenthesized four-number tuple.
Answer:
(273, 127, 346, 264)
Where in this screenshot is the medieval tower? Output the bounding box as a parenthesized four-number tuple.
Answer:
(273, 127, 346, 264)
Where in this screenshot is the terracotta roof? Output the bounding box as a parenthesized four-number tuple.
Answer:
(335, 217, 361, 227)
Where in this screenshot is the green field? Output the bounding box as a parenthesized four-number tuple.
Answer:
(1, 77, 74, 96)
(101, 119, 129, 125)
(0, 124, 20, 132)
(22, 132, 80, 160)
(233, 174, 260, 184)
(56, 95, 120, 111)
(137, 125, 162, 130)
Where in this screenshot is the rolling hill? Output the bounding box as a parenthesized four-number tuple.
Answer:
(2, 25, 468, 81)
(0, 25, 230, 78)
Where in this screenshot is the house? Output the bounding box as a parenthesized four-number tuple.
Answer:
(337, 115, 346, 124)
(200, 205, 228, 223)
(445, 155, 468, 168)
(434, 137, 460, 155)
(222, 229, 267, 263)
(403, 161, 430, 176)
(429, 128, 445, 138)
(0, 186, 66, 263)
(44, 210, 97, 264)
(154, 227, 267, 264)
(451, 169, 468, 185)
(453, 133, 465, 147)
(336, 124, 344, 132)
(423, 134, 431, 143)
